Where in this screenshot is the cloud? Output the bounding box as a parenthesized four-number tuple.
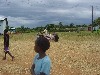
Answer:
(0, 15, 5, 20)
(6, 16, 45, 28)
(0, 0, 100, 28)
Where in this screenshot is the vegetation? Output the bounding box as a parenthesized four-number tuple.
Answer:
(5, 17, 100, 33)
(14, 17, 100, 33)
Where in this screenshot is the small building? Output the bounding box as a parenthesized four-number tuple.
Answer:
(88, 26, 93, 31)
(93, 25, 99, 31)
(78, 27, 88, 31)
(88, 25, 100, 31)
(10, 27, 16, 34)
(0, 18, 8, 34)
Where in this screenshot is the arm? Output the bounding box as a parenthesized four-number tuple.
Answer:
(31, 54, 39, 75)
(30, 64, 35, 75)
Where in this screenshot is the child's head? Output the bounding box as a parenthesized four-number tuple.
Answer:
(34, 36, 50, 53)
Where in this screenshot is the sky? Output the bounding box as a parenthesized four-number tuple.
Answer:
(0, 0, 100, 28)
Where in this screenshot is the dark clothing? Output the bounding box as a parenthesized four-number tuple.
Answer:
(4, 34, 9, 47)
(54, 34, 59, 42)
(3, 32, 14, 61)
(4, 47, 9, 51)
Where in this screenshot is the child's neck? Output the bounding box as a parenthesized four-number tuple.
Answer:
(38, 52, 46, 59)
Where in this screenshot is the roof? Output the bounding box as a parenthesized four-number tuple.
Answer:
(0, 20, 4, 22)
(0, 18, 7, 21)
(10, 28, 15, 29)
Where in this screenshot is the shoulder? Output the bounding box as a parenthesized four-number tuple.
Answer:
(35, 53, 39, 57)
(34, 53, 39, 61)
(43, 56, 51, 64)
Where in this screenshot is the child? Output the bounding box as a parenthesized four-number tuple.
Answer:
(52, 32, 59, 42)
(3, 29, 14, 61)
(54, 34, 59, 42)
(31, 36, 51, 75)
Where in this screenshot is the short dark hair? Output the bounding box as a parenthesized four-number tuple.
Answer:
(36, 36, 50, 52)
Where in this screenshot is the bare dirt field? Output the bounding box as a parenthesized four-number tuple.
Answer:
(0, 32, 100, 75)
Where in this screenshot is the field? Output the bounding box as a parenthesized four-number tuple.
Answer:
(0, 32, 100, 75)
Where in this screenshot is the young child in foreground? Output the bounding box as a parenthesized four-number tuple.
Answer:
(3, 29, 14, 61)
(31, 35, 51, 75)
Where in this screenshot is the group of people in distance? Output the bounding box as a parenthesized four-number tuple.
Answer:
(3, 29, 58, 75)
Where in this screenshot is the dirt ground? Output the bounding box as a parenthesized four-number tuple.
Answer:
(0, 32, 100, 75)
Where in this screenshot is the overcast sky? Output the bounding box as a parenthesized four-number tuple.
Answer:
(0, 0, 100, 28)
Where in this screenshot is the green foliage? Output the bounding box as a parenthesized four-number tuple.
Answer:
(70, 23, 74, 28)
(15, 26, 35, 33)
(14, 18, 100, 33)
(94, 17, 100, 26)
(33, 22, 89, 32)
(34, 26, 45, 32)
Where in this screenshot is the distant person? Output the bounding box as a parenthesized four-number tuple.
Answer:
(53, 32, 59, 42)
(54, 34, 59, 42)
(3, 29, 14, 61)
(31, 36, 51, 75)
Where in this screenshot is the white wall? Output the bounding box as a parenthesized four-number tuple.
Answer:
(0, 20, 6, 34)
(3, 20, 6, 33)
(0, 21, 3, 34)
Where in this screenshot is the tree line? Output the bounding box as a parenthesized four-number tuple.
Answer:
(7, 17, 100, 33)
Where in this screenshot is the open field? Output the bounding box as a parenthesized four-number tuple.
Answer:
(0, 32, 100, 75)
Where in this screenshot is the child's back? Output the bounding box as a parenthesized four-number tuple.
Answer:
(33, 53, 51, 75)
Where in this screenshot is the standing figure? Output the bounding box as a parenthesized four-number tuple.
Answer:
(3, 29, 14, 61)
(31, 36, 51, 75)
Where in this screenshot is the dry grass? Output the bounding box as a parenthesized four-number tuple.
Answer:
(0, 32, 100, 75)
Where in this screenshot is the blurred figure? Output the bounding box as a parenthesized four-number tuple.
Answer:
(3, 29, 14, 61)
(52, 32, 59, 42)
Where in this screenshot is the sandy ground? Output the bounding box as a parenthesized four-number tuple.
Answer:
(0, 32, 100, 75)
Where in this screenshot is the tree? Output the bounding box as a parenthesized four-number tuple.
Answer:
(16, 25, 26, 33)
(59, 22, 63, 28)
(16, 27, 22, 33)
(82, 24, 88, 27)
(45, 24, 50, 31)
(58, 22, 64, 31)
(70, 23, 74, 28)
(76, 25, 81, 27)
(59, 22, 63, 26)
(21, 25, 25, 32)
(94, 17, 100, 26)
(93, 20, 97, 27)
